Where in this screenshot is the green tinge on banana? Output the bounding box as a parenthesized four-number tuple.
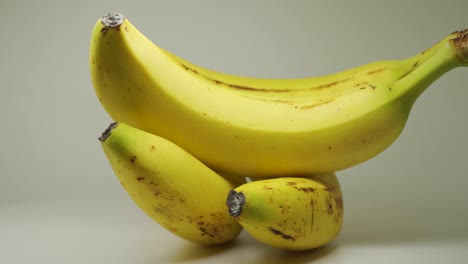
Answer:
(226, 173, 343, 251)
(99, 122, 243, 245)
(90, 12, 468, 178)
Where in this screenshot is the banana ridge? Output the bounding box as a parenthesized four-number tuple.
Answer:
(161, 40, 446, 109)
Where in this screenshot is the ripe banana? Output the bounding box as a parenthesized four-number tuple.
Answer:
(90, 12, 468, 178)
(226, 173, 343, 251)
(99, 122, 243, 245)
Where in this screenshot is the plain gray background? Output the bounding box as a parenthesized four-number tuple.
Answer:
(1, 0, 467, 263)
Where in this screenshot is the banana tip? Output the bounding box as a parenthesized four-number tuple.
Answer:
(101, 12, 125, 28)
(226, 190, 245, 217)
(99, 122, 118, 142)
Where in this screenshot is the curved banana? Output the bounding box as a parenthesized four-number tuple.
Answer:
(90, 12, 468, 178)
(226, 173, 343, 251)
(99, 122, 243, 245)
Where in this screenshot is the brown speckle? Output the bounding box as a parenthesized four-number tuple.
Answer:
(129, 156, 136, 163)
(199, 227, 215, 238)
(327, 200, 334, 215)
(367, 68, 386, 75)
(335, 196, 343, 210)
(312, 78, 351, 90)
(287, 182, 297, 186)
(178, 63, 290, 93)
(269, 227, 296, 241)
(299, 99, 334, 110)
(297, 187, 315, 193)
(136, 177, 144, 181)
(451, 28, 468, 63)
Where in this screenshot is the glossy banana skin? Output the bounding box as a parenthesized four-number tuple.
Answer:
(90, 12, 468, 178)
(226, 173, 343, 251)
(99, 122, 243, 245)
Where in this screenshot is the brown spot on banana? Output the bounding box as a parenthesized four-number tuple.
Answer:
(299, 99, 335, 110)
(367, 67, 386, 75)
(311, 78, 352, 90)
(354, 81, 376, 90)
(179, 62, 352, 93)
(326, 199, 334, 215)
(179, 63, 290, 92)
(451, 28, 468, 63)
(180, 63, 200, 75)
(269, 227, 296, 241)
(297, 187, 315, 193)
(199, 227, 216, 238)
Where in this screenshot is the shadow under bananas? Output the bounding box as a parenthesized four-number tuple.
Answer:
(251, 242, 338, 264)
(167, 238, 241, 262)
(165, 230, 338, 264)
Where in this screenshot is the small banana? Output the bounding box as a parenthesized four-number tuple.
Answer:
(99, 122, 243, 245)
(90, 12, 468, 178)
(226, 173, 343, 251)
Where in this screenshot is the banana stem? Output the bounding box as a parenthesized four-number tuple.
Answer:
(226, 190, 245, 217)
(99, 122, 118, 142)
(101, 12, 125, 28)
(451, 29, 468, 63)
(394, 28, 468, 104)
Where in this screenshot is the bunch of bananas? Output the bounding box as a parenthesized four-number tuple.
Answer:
(90, 12, 467, 250)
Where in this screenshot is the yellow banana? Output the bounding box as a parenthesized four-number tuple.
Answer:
(99, 122, 243, 245)
(226, 173, 343, 251)
(90, 12, 468, 178)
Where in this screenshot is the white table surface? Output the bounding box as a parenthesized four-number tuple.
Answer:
(2, 198, 467, 264)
